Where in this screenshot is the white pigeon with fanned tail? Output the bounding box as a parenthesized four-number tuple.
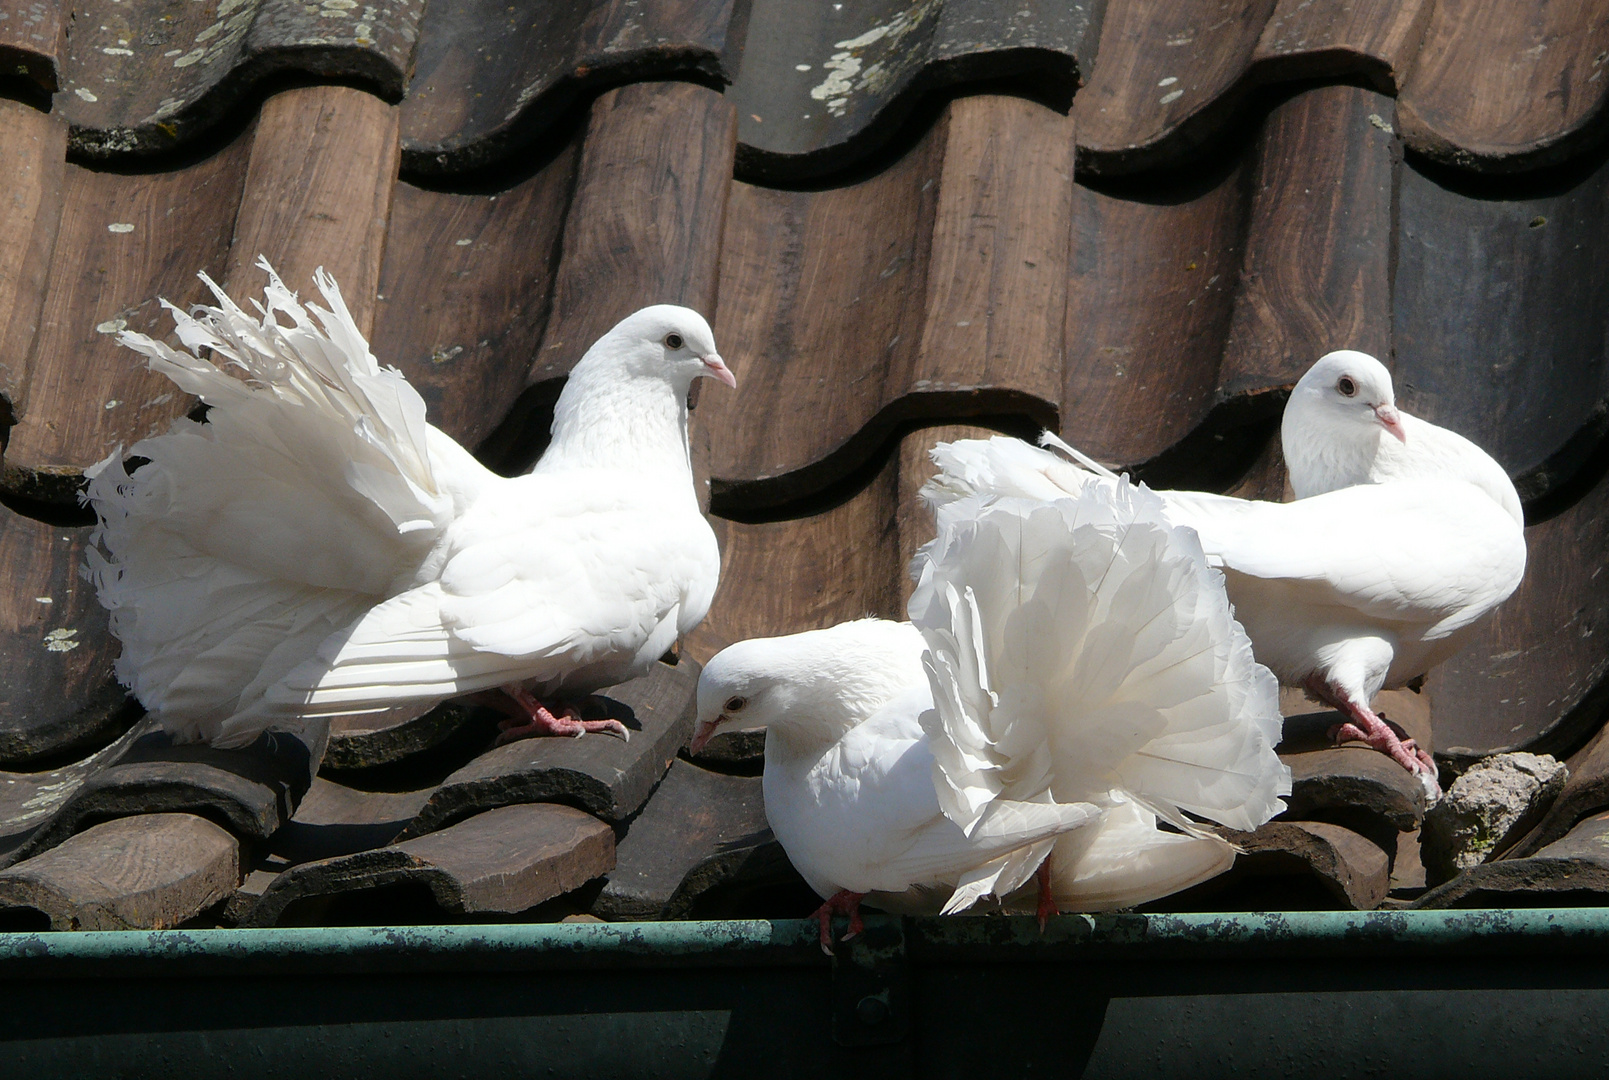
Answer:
(922, 351, 1529, 800)
(692, 479, 1289, 948)
(84, 258, 735, 749)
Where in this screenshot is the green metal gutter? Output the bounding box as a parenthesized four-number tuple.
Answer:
(0, 910, 1606, 1078)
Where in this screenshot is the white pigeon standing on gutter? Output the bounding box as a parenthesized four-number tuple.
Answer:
(922, 351, 1528, 799)
(83, 259, 735, 750)
(692, 480, 1290, 949)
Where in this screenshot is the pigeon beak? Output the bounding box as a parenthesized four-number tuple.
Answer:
(1374, 403, 1406, 443)
(689, 715, 725, 755)
(701, 354, 737, 389)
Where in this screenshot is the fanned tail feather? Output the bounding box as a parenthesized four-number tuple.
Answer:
(918, 434, 1113, 528)
(83, 262, 477, 743)
(917, 798, 1100, 915)
(910, 469, 1290, 905)
(1006, 799, 1238, 912)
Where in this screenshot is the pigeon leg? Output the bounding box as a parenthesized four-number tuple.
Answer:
(810, 890, 866, 955)
(491, 685, 630, 744)
(1306, 675, 1438, 789)
(1035, 856, 1057, 932)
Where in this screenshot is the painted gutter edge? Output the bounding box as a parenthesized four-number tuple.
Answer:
(0, 909, 1605, 979)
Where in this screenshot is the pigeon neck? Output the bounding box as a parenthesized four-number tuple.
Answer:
(1282, 421, 1382, 499)
(540, 371, 695, 479)
(762, 707, 863, 764)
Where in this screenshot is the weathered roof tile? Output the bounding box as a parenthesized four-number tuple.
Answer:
(239, 802, 613, 926)
(594, 758, 788, 920)
(1399, 0, 1609, 173)
(0, 812, 238, 930)
(0, 0, 67, 95)
(59, 0, 424, 159)
(0, 100, 64, 425)
(3, 720, 322, 867)
(0, 507, 135, 766)
(401, 0, 742, 175)
(2, 136, 250, 497)
(1415, 809, 1609, 908)
(730, 0, 1100, 182)
(399, 659, 697, 837)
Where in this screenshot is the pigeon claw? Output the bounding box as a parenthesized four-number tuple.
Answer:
(1035, 857, 1057, 933)
(1320, 692, 1441, 799)
(811, 890, 866, 955)
(492, 688, 631, 745)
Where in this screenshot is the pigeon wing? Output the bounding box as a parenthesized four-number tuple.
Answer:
(1160, 480, 1528, 636)
(822, 704, 1101, 909)
(271, 471, 719, 713)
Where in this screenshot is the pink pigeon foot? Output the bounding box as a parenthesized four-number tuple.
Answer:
(1035, 857, 1057, 932)
(811, 890, 866, 955)
(1305, 674, 1438, 793)
(476, 686, 631, 744)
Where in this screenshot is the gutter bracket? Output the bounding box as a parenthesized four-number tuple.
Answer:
(830, 917, 909, 1046)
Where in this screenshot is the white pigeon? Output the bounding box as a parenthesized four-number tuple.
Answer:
(83, 259, 735, 750)
(922, 350, 1528, 799)
(693, 479, 1290, 948)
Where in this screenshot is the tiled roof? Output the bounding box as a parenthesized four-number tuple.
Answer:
(0, 0, 1604, 928)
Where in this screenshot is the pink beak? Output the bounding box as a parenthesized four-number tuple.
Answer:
(689, 717, 723, 755)
(1374, 403, 1406, 443)
(701, 354, 737, 389)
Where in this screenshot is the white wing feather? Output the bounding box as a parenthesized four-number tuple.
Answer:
(925, 435, 1525, 651)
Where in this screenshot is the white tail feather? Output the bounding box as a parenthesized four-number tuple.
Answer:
(83, 261, 487, 743)
(1007, 799, 1238, 912)
(910, 476, 1290, 898)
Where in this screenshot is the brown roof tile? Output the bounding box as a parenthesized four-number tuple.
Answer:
(396, 658, 696, 837)
(593, 758, 787, 920)
(59, 0, 423, 159)
(0, 0, 1601, 922)
(0, 101, 64, 426)
(1399, 0, 1609, 173)
(401, 0, 742, 175)
(0, 812, 238, 930)
(0, 0, 67, 95)
(0, 505, 131, 764)
(1415, 809, 1609, 908)
(1220, 819, 1392, 911)
(729, 0, 1100, 182)
(239, 802, 613, 926)
(2, 719, 321, 868)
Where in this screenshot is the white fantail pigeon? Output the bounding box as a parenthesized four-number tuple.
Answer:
(693, 479, 1290, 949)
(83, 260, 735, 750)
(923, 351, 1528, 799)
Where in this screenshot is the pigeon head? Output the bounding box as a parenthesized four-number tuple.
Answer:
(586, 305, 736, 391)
(1282, 350, 1407, 497)
(542, 304, 734, 475)
(1288, 350, 1404, 444)
(691, 620, 928, 756)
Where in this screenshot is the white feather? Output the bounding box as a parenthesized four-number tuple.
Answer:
(910, 479, 1290, 863)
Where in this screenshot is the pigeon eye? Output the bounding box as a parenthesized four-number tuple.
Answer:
(724, 696, 746, 712)
(665, 333, 685, 350)
(1337, 376, 1357, 397)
